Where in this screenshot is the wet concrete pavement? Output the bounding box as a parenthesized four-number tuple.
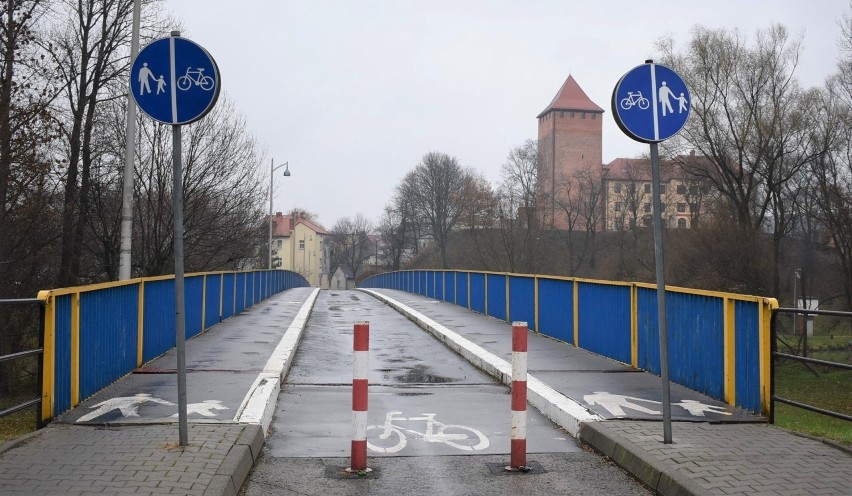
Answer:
(244, 289, 653, 495)
(264, 289, 584, 459)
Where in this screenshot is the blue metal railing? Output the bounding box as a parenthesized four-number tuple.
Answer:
(360, 269, 777, 415)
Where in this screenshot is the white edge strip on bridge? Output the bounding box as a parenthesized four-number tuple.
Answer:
(233, 288, 320, 435)
(360, 288, 602, 438)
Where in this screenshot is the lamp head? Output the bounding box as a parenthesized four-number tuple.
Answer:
(283, 162, 291, 177)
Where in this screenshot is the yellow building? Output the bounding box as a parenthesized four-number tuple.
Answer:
(602, 153, 718, 231)
(270, 212, 330, 287)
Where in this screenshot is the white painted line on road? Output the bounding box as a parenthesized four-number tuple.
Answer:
(234, 288, 320, 434)
(360, 289, 602, 437)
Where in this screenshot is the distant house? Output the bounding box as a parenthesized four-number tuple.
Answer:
(330, 265, 355, 290)
(269, 211, 330, 287)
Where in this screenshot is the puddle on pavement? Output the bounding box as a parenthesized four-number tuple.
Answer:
(394, 364, 455, 384)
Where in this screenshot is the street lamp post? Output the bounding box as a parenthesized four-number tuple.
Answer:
(269, 159, 291, 269)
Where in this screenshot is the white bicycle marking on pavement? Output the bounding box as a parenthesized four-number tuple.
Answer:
(366, 411, 490, 453)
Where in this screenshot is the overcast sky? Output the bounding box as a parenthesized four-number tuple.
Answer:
(166, 0, 849, 229)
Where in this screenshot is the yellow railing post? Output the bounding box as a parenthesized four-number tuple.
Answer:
(484, 272, 489, 315)
(38, 290, 55, 421)
(534, 276, 539, 333)
(137, 281, 145, 367)
(70, 292, 80, 407)
(631, 283, 638, 368)
(760, 298, 778, 416)
(219, 273, 224, 321)
(505, 274, 510, 323)
(723, 297, 736, 407)
(573, 279, 580, 347)
(201, 274, 207, 332)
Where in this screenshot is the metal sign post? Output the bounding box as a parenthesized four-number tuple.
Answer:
(130, 31, 220, 446)
(612, 60, 690, 444)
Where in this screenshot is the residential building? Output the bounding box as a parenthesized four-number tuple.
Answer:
(329, 265, 355, 290)
(602, 153, 718, 231)
(270, 211, 330, 287)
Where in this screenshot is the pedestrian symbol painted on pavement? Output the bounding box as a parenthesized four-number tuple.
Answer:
(584, 392, 661, 416)
(171, 400, 229, 417)
(674, 399, 732, 417)
(130, 35, 220, 125)
(76, 393, 175, 422)
(612, 62, 690, 143)
(583, 391, 733, 418)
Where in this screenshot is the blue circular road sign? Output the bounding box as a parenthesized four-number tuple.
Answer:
(130, 35, 220, 125)
(612, 62, 689, 143)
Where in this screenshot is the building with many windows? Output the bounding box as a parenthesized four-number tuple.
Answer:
(269, 211, 329, 287)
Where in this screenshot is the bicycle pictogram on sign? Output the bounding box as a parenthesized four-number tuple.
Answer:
(177, 67, 214, 91)
(619, 91, 650, 110)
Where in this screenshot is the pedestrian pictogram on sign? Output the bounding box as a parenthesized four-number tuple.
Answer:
(130, 35, 220, 125)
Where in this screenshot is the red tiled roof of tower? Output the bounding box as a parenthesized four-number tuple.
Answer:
(537, 75, 604, 118)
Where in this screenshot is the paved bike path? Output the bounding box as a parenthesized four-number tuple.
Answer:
(264, 289, 580, 458)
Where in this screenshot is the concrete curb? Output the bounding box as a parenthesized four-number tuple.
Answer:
(233, 288, 320, 433)
(360, 289, 601, 437)
(204, 424, 265, 496)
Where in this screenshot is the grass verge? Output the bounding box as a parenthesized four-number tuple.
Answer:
(0, 404, 38, 443)
(773, 361, 852, 446)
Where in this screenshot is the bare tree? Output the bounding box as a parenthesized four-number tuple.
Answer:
(492, 140, 541, 272)
(47, 0, 138, 286)
(659, 24, 820, 296)
(810, 75, 852, 308)
(330, 213, 372, 279)
(404, 151, 472, 268)
(659, 25, 807, 231)
(130, 98, 266, 276)
(0, 0, 57, 295)
(378, 181, 422, 271)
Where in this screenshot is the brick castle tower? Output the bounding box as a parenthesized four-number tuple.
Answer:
(537, 75, 604, 229)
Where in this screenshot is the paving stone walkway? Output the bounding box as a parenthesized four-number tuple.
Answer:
(0, 423, 262, 495)
(581, 421, 852, 495)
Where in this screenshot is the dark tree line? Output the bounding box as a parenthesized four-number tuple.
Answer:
(0, 0, 268, 299)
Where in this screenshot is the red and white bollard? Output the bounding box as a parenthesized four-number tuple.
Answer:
(507, 321, 529, 471)
(348, 321, 371, 473)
